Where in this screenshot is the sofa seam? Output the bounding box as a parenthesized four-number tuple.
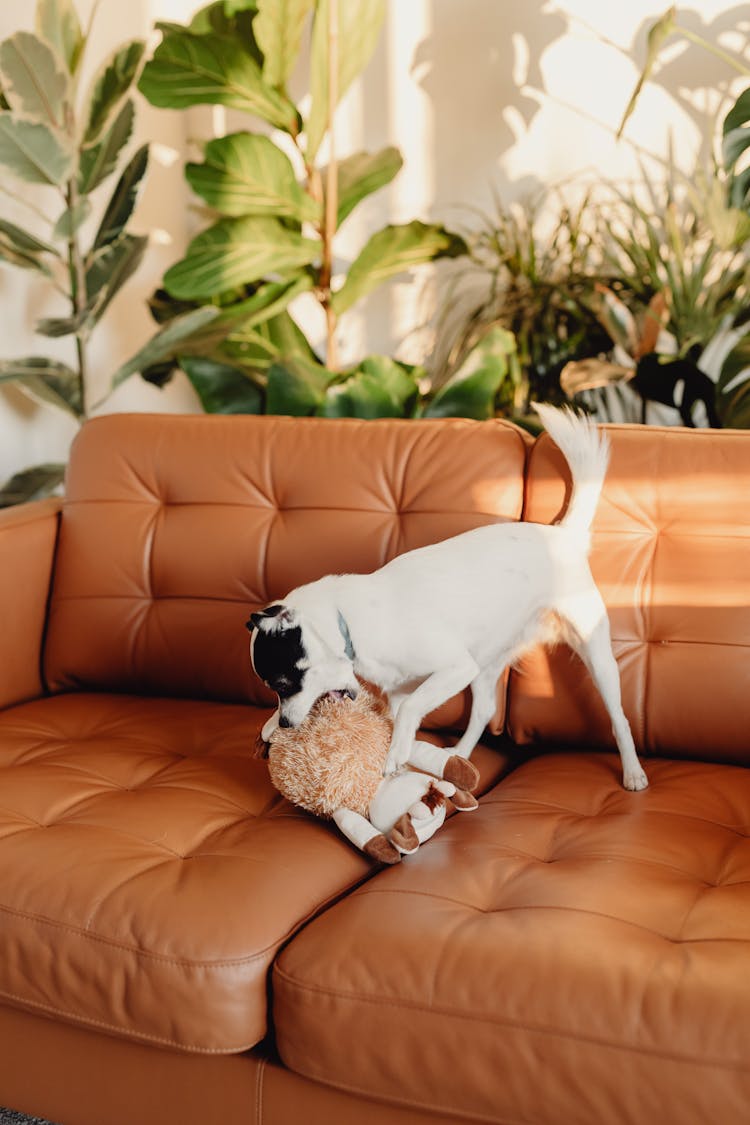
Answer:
(276, 1060, 533, 1125)
(38, 503, 63, 699)
(256, 1051, 267, 1123)
(0, 885, 363, 969)
(0, 987, 258, 1055)
(273, 968, 750, 1071)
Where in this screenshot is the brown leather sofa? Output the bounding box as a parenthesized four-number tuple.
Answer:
(0, 413, 748, 1125)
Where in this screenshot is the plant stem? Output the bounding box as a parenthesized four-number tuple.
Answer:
(321, 0, 339, 371)
(65, 179, 89, 418)
(677, 27, 750, 78)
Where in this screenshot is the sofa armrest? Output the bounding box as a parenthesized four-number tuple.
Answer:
(0, 498, 61, 709)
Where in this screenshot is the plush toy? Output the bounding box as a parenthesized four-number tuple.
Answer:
(260, 686, 480, 863)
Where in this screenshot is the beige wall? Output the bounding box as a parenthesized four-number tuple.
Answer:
(0, 0, 742, 482)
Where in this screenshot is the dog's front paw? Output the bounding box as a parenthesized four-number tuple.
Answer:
(623, 766, 649, 792)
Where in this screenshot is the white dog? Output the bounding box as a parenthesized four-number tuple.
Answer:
(247, 404, 648, 792)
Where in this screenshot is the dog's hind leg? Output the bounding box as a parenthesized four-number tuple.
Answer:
(559, 588, 648, 792)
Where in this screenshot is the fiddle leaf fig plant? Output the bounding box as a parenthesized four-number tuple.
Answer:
(133, 0, 469, 417)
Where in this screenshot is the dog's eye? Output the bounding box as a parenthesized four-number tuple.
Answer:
(271, 676, 293, 697)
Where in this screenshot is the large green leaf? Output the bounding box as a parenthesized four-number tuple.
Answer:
(224, 0, 260, 13)
(319, 356, 419, 418)
(144, 278, 313, 368)
(78, 99, 135, 195)
(359, 354, 421, 408)
(191, 3, 264, 66)
(92, 144, 149, 250)
(0, 32, 71, 130)
(163, 216, 318, 300)
(221, 273, 314, 328)
(0, 462, 67, 508)
(0, 112, 72, 185)
(0, 356, 82, 417)
(35, 0, 83, 73)
(227, 307, 316, 369)
(328, 146, 402, 227)
(179, 355, 263, 413)
(255, 0, 314, 89)
(330, 221, 467, 315)
(138, 25, 298, 135)
(267, 354, 332, 414)
(306, 0, 386, 161)
(723, 87, 750, 209)
(424, 326, 515, 420)
(84, 41, 145, 146)
(186, 132, 318, 221)
(111, 306, 222, 388)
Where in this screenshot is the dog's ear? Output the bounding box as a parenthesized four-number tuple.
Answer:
(245, 603, 292, 633)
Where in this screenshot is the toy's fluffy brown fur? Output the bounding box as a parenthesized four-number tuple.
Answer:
(268, 687, 392, 818)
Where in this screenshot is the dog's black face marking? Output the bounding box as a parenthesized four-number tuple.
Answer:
(246, 603, 287, 632)
(251, 623, 306, 699)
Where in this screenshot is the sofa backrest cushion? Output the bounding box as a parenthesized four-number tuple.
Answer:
(44, 413, 528, 710)
(508, 424, 750, 764)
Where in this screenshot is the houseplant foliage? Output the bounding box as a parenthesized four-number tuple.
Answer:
(588, 5, 750, 427)
(559, 158, 750, 425)
(130, 0, 478, 419)
(0, 0, 153, 504)
(427, 192, 615, 425)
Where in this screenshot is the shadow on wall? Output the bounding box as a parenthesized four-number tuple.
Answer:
(348, 0, 565, 362)
(625, 5, 750, 164)
(412, 0, 566, 205)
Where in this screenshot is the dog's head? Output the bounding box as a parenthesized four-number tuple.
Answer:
(246, 602, 359, 729)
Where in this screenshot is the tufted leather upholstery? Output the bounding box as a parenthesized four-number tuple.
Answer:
(1, 413, 749, 1125)
(0, 692, 378, 1051)
(274, 751, 750, 1124)
(509, 425, 750, 761)
(44, 414, 528, 710)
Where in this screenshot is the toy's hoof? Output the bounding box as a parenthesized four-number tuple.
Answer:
(252, 732, 270, 760)
(389, 813, 419, 854)
(450, 788, 479, 811)
(363, 834, 401, 865)
(444, 755, 480, 792)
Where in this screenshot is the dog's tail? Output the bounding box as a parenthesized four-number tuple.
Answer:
(532, 403, 610, 534)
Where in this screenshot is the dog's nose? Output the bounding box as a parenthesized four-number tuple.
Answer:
(278, 714, 291, 728)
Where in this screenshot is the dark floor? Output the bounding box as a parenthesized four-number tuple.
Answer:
(0, 1110, 56, 1125)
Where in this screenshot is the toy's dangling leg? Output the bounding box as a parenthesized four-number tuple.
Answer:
(389, 814, 420, 854)
(409, 740, 480, 792)
(332, 807, 401, 864)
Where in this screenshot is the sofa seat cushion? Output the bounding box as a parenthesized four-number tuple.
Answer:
(0, 692, 510, 1056)
(274, 752, 750, 1125)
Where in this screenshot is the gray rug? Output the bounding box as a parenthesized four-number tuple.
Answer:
(0, 1110, 56, 1124)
